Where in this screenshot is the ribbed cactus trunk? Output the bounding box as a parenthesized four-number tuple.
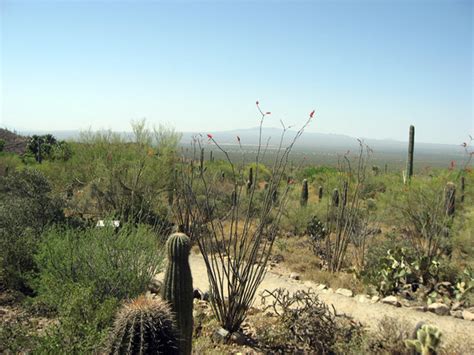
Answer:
(318, 186, 323, 202)
(342, 181, 348, 207)
(209, 150, 213, 162)
(384, 163, 388, 174)
(161, 233, 193, 355)
(460, 176, 465, 203)
(445, 182, 456, 217)
(246, 167, 253, 193)
(300, 179, 308, 207)
(200, 148, 205, 173)
(407, 125, 415, 181)
(332, 188, 339, 207)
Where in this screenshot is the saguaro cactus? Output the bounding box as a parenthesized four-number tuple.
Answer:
(342, 181, 348, 207)
(445, 182, 456, 217)
(247, 167, 254, 192)
(318, 186, 323, 202)
(460, 176, 465, 203)
(332, 188, 339, 207)
(161, 233, 193, 355)
(200, 148, 205, 173)
(209, 150, 213, 162)
(407, 125, 415, 181)
(107, 296, 179, 355)
(300, 179, 309, 206)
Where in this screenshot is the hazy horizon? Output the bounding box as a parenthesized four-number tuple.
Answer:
(1, 0, 472, 145)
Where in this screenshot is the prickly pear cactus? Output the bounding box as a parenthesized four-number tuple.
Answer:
(161, 233, 194, 355)
(405, 324, 442, 355)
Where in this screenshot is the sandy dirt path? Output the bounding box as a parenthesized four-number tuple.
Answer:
(156, 253, 474, 348)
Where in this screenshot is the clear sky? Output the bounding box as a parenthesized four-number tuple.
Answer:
(1, 0, 472, 144)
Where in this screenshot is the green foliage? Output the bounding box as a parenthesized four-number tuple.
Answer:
(107, 296, 179, 355)
(0, 138, 5, 152)
(34, 224, 164, 306)
(161, 233, 193, 355)
(36, 284, 120, 353)
(405, 324, 442, 355)
(0, 169, 64, 291)
(296, 165, 338, 182)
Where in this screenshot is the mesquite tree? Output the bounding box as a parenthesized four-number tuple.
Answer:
(173, 102, 315, 332)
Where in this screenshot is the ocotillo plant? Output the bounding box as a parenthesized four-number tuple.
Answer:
(318, 186, 323, 202)
(407, 125, 415, 181)
(461, 176, 465, 203)
(332, 188, 339, 207)
(300, 179, 309, 206)
(107, 295, 179, 355)
(445, 182, 456, 217)
(161, 233, 193, 355)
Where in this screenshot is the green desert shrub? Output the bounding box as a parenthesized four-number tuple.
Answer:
(34, 224, 165, 307)
(0, 169, 64, 291)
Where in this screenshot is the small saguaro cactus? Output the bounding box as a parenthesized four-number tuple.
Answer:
(405, 324, 442, 355)
(407, 125, 415, 181)
(200, 148, 205, 173)
(332, 188, 339, 207)
(209, 150, 213, 162)
(318, 186, 323, 202)
(384, 163, 388, 174)
(342, 181, 348, 207)
(460, 176, 465, 203)
(300, 179, 309, 206)
(445, 182, 456, 217)
(161, 233, 194, 355)
(247, 167, 254, 192)
(107, 295, 179, 355)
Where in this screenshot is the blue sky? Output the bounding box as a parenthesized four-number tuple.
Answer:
(1, 0, 472, 144)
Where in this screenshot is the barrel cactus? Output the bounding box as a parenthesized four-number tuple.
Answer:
(405, 324, 442, 355)
(107, 295, 179, 354)
(300, 179, 309, 206)
(161, 233, 194, 355)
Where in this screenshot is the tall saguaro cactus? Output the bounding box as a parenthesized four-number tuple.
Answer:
(407, 125, 415, 181)
(300, 179, 309, 206)
(461, 176, 465, 203)
(318, 186, 323, 202)
(161, 233, 193, 355)
(445, 182, 456, 217)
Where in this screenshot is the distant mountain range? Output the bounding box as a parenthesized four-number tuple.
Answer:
(15, 127, 464, 157)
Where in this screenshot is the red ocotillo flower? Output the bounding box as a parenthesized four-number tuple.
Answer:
(256, 100, 259, 106)
(449, 160, 456, 170)
(237, 136, 241, 143)
(265, 112, 271, 115)
(310, 110, 315, 118)
(207, 133, 213, 140)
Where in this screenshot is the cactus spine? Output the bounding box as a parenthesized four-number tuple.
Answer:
(332, 188, 339, 207)
(405, 324, 442, 355)
(318, 186, 323, 202)
(407, 125, 415, 181)
(445, 182, 456, 217)
(300, 179, 309, 206)
(161, 233, 193, 355)
(107, 295, 179, 354)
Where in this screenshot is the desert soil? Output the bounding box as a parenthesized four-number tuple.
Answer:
(155, 252, 474, 348)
